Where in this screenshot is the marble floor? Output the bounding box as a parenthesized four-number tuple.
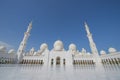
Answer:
(0, 64, 120, 80)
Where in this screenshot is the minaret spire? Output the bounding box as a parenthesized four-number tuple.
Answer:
(84, 22, 91, 35)
(84, 22, 99, 56)
(17, 21, 32, 63)
(27, 21, 32, 33)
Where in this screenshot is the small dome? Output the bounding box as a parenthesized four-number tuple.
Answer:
(100, 50, 106, 55)
(79, 52, 82, 55)
(0, 46, 6, 52)
(40, 43, 48, 50)
(33, 52, 37, 56)
(87, 52, 91, 55)
(54, 40, 64, 51)
(81, 48, 86, 53)
(108, 47, 117, 53)
(69, 43, 76, 51)
(30, 47, 35, 53)
(8, 49, 15, 54)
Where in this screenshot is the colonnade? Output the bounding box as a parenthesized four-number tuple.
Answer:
(51, 58, 66, 65)
(21, 59, 44, 64)
(102, 58, 120, 64)
(73, 60, 95, 65)
(0, 57, 15, 64)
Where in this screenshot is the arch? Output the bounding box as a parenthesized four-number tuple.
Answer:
(40, 60, 42, 64)
(76, 60, 78, 64)
(103, 59, 106, 64)
(78, 60, 79, 64)
(31, 60, 33, 64)
(63, 59, 65, 65)
(80, 60, 82, 64)
(83, 60, 85, 64)
(28, 60, 30, 64)
(22, 59, 23, 64)
(108, 58, 112, 64)
(81, 60, 83, 64)
(85, 60, 86, 64)
(26, 59, 28, 64)
(51, 59, 54, 65)
(34, 60, 36, 64)
(111, 58, 115, 64)
(24, 59, 26, 64)
(104, 59, 107, 64)
(91, 60, 94, 64)
(73, 60, 75, 64)
(78, 60, 80, 65)
(87, 60, 89, 64)
(36, 60, 39, 64)
(41, 60, 43, 64)
(117, 58, 120, 63)
(114, 58, 118, 64)
(56, 57, 60, 65)
(39, 60, 40, 64)
(23, 59, 25, 64)
(74, 60, 76, 64)
(86, 60, 88, 64)
(33, 60, 36, 64)
(105, 59, 108, 64)
(101, 59, 104, 64)
(25, 60, 27, 64)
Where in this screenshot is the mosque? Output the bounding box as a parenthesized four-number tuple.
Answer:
(0, 22, 120, 66)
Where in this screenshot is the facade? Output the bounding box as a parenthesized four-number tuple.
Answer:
(0, 22, 120, 66)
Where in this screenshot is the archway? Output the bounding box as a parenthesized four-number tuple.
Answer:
(51, 59, 54, 65)
(63, 59, 65, 65)
(56, 57, 60, 65)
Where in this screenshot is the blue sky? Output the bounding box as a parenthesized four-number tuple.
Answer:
(0, 0, 120, 53)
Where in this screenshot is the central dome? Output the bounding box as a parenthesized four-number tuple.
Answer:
(54, 40, 64, 51)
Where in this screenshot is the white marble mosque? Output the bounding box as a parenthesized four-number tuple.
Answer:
(0, 22, 120, 80)
(0, 22, 120, 66)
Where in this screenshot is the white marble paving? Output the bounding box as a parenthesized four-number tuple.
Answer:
(0, 64, 120, 80)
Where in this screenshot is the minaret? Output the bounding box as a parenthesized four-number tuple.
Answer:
(84, 22, 99, 56)
(17, 22, 32, 63)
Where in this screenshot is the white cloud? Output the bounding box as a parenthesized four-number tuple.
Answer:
(0, 41, 14, 50)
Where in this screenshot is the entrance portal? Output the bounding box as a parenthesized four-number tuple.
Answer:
(56, 57, 60, 65)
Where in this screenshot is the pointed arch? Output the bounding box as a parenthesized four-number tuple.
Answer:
(56, 57, 60, 65)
